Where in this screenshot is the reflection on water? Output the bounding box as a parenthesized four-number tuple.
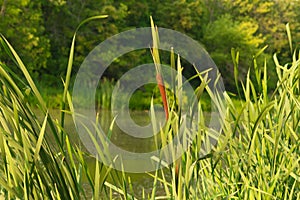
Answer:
(43, 109, 170, 198)
(98, 109, 157, 153)
(71, 108, 166, 153)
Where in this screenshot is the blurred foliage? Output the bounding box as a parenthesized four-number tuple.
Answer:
(0, 0, 50, 78)
(0, 0, 299, 91)
(202, 14, 269, 90)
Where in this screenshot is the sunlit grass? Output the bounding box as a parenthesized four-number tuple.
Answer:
(0, 15, 113, 199)
(145, 22, 300, 199)
(0, 17, 299, 199)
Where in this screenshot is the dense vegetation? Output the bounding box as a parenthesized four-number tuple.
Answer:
(0, 1, 299, 199)
(1, 0, 300, 94)
(0, 14, 300, 199)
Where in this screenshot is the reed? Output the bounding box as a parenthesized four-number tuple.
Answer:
(143, 21, 300, 200)
(0, 17, 299, 199)
(0, 16, 115, 199)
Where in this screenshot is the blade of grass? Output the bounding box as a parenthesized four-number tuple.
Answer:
(60, 15, 108, 145)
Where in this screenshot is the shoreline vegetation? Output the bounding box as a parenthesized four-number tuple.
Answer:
(0, 16, 299, 200)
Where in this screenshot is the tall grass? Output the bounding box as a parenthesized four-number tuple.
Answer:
(143, 23, 300, 199)
(0, 16, 115, 199)
(0, 16, 299, 200)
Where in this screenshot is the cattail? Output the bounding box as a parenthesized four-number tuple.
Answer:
(156, 73, 169, 120)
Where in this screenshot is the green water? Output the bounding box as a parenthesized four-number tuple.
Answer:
(44, 109, 170, 198)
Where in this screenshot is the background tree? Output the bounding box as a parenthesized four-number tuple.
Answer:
(201, 14, 265, 90)
(221, 0, 300, 59)
(1, 0, 299, 92)
(41, 0, 129, 85)
(0, 0, 50, 78)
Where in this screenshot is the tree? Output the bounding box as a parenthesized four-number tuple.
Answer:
(1, 0, 299, 91)
(41, 0, 129, 83)
(201, 0, 300, 91)
(0, 0, 50, 78)
(219, 0, 300, 60)
(202, 14, 265, 90)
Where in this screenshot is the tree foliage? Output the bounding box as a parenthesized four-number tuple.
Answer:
(0, 0, 299, 90)
(202, 14, 265, 89)
(0, 0, 50, 78)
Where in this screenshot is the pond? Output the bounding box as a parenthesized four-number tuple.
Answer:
(43, 109, 170, 198)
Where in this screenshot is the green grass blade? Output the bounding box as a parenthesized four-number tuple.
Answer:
(60, 15, 108, 142)
(34, 113, 48, 162)
(0, 35, 47, 112)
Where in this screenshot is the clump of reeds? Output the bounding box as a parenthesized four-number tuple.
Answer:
(145, 22, 300, 200)
(0, 16, 299, 199)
